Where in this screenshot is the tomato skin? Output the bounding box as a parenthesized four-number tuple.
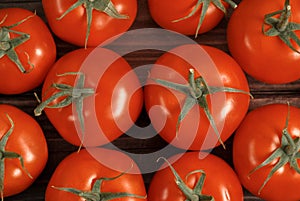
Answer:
(148, 0, 227, 35)
(233, 104, 300, 201)
(42, 0, 137, 47)
(144, 44, 250, 150)
(0, 8, 56, 94)
(40, 48, 143, 147)
(227, 0, 300, 84)
(148, 152, 243, 201)
(0, 104, 48, 197)
(45, 148, 147, 201)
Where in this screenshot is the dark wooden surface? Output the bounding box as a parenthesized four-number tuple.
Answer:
(1, 0, 299, 201)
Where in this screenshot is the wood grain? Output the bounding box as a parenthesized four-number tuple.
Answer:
(0, 0, 299, 200)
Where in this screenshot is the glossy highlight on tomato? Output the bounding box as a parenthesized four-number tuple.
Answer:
(45, 148, 147, 201)
(0, 8, 56, 94)
(42, 0, 138, 47)
(227, 0, 300, 84)
(144, 44, 250, 150)
(148, 152, 243, 201)
(35, 48, 143, 147)
(233, 104, 300, 201)
(0, 104, 48, 198)
(148, 0, 231, 36)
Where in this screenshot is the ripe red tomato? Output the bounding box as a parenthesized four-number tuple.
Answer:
(144, 44, 250, 150)
(0, 104, 48, 198)
(42, 0, 137, 47)
(0, 8, 56, 94)
(148, 0, 234, 36)
(233, 104, 300, 201)
(45, 148, 147, 201)
(148, 152, 243, 201)
(227, 0, 300, 84)
(34, 48, 143, 147)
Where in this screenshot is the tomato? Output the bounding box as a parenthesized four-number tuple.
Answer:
(0, 8, 56, 94)
(148, 0, 236, 36)
(233, 104, 300, 201)
(144, 44, 250, 150)
(45, 148, 147, 201)
(42, 0, 137, 48)
(0, 104, 48, 198)
(148, 152, 243, 201)
(227, 0, 300, 84)
(34, 48, 143, 147)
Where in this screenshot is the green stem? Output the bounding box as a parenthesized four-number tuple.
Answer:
(249, 103, 300, 194)
(262, 0, 300, 53)
(157, 157, 214, 201)
(276, 0, 291, 32)
(57, 0, 129, 48)
(0, 41, 10, 51)
(34, 72, 94, 148)
(172, 0, 237, 37)
(0, 114, 32, 201)
(0, 12, 35, 73)
(153, 68, 252, 150)
(53, 165, 146, 201)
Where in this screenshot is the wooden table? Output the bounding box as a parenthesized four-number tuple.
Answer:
(1, 0, 299, 200)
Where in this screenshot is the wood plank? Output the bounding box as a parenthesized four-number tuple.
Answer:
(0, 2, 45, 20)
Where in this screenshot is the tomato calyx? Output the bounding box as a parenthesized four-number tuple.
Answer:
(0, 12, 35, 73)
(262, 0, 300, 53)
(34, 72, 94, 148)
(157, 157, 214, 201)
(52, 168, 147, 201)
(248, 103, 300, 194)
(57, 0, 129, 48)
(0, 114, 32, 201)
(172, 0, 237, 37)
(153, 68, 252, 149)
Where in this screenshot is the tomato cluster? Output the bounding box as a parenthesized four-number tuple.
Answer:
(0, 0, 299, 200)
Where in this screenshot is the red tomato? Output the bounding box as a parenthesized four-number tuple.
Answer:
(148, 0, 234, 36)
(0, 8, 56, 94)
(0, 104, 48, 198)
(34, 48, 143, 147)
(42, 0, 137, 47)
(45, 148, 147, 201)
(144, 44, 250, 150)
(233, 104, 300, 201)
(148, 152, 243, 201)
(227, 0, 300, 84)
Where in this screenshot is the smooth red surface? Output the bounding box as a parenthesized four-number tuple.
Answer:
(42, 0, 137, 47)
(227, 0, 300, 84)
(40, 48, 143, 147)
(0, 104, 48, 197)
(145, 44, 250, 150)
(233, 104, 300, 201)
(45, 148, 147, 201)
(148, 152, 243, 201)
(0, 8, 56, 94)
